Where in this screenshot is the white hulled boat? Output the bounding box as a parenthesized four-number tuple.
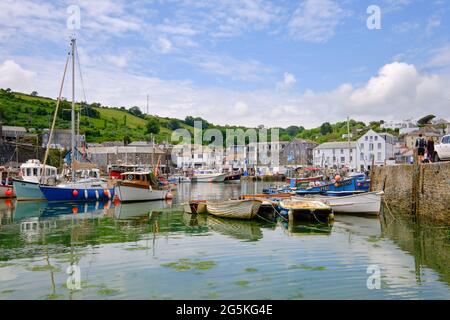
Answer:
(115, 171, 170, 202)
(191, 169, 228, 183)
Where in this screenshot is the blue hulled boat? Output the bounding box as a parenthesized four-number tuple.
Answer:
(40, 182, 114, 202)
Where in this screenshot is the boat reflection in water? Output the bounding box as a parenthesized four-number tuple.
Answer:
(206, 215, 265, 242)
(279, 219, 333, 236)
(114, 200, 172, 221)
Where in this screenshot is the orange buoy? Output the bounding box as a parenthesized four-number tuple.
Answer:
(334, 175, 341, 182)
(72, 189, 79, 197)
(72, 207, 78, 214)
(5, 189, 13, 197)
(113, 199, 121, 206)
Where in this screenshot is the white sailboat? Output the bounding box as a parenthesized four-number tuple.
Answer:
(191, 169, 228, 182)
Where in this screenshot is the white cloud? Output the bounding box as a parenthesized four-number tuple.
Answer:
(288, 0, 348, 43)
(0, 60, 36, 92)
(103, 54, 128, 68)
(155, 37, 173, 54)
(276, 72, 297, 90)
(426, 45, 450, 68)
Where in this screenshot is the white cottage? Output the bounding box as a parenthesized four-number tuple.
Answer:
(313, 141, 357, 170)
(356, 129, 395, 170)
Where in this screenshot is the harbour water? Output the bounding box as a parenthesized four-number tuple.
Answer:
(0, 182, 449, 300)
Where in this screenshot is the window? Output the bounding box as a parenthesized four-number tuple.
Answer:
(33, 168, 38, 176)
(317, 150, 320, 154)
(375, 136, 378, 141)
(360, 143, 364, 149)
(350, 156, 353, 161)
(360, 153, 364, 160)
(369, 143, 373, 151)
(340, 149, 344, 154)
(333, 156, 336, 162)
(378, 143, 382, 149)
(26, 168, 31, 176)
(365, 136, 368, 141)
(341, 157, 345, 163)
(377, 152, 382, 160)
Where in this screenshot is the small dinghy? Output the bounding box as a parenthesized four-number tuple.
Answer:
(184, 200, 207, 214)
(205, 199, 262, 220)
(278, 199, 333, 222)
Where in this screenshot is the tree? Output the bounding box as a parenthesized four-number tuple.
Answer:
(286, 125, 300, 137)
(146, 118, 160, 134)
(31, 91, 38, 96)
(320, 122, 332, 135)
(123, 135, 131, 145)
(129, 106, 143, 118)
(167, 119, 181, 130)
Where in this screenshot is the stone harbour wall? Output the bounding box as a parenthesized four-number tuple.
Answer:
(372, 162, 450, 223)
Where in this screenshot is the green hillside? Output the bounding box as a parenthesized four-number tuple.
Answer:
(0, 88, 398, 145)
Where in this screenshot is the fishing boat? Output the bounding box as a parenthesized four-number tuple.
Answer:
(308, 191, 384, 215)
(191, 169, 228, 183)
(184, 200, 207, 214)
(115, 171, 170, 202)
(205, 199, 262, 220)
(278, 199, 333, 222)
(12, 159, 58, 201)
(0, 166, 15, 198)
(224, 171, 241, 182)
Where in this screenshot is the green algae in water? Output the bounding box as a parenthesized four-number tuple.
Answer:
(26, 265, 62, 272)
(234, 280, 250, 286)
(124, 245, 150, 251)
(1, 289, 15, 295)
(245, 268, 258, 272)
(97, 288, 120, 296)
(161, 258, 216, 272)
(367, 235, 381, 243)
(43, 293, 65, 300)
(289, 264, 327, 271)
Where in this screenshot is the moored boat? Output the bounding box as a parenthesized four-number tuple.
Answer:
(278, 199, 333, 222)
(308, 191, 384, 215)
(224, 171, 241, 182)
(12, 159, 58, 201)
(115, 171, 170, 202)
(205, 199, 262, 220)
(0, 166, 15, 198)
(191, 169, 228, 183)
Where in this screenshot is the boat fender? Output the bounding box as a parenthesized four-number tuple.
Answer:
(95, 190, 99, 199)
(72, 189, 79, 197)
(103, 189, 110, 198)
(166, 192, 173, 199)
(84, 189, 88, 199)
(5, 189, 13, 197)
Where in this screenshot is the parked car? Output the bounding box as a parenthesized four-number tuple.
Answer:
(434, 135, 450, 161)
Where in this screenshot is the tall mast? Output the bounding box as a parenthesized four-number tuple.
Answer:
(347, 116, 351, 170)
(71, 38, 76, 181)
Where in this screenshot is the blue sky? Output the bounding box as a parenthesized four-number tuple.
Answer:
(0, 0, 449, 127)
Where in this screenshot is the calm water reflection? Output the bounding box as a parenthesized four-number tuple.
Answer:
(0, 182, 449, 300)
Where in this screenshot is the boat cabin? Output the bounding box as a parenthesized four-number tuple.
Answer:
(119, 171, 160, 188)
(19, 159, 58, 183)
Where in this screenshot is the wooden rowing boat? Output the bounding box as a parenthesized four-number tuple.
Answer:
(240, 193, 293, 200)
(278, 199, 333, 222)
(206, 199, 262, 220)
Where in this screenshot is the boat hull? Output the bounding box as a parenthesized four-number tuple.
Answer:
(191, 173, 228, 183)
(115, 184, 169, 202)
(206, 200, 262, 220)
(184, 201, 207, 214)
(40, 185, 114, 202)
(311, 191, 383, 214)
(13, 179, 45, 201)
(0, 184, 15, 198)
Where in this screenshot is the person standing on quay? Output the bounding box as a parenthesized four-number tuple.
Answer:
(415, 134, 426, 163)
(427, 137, 435, 163)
